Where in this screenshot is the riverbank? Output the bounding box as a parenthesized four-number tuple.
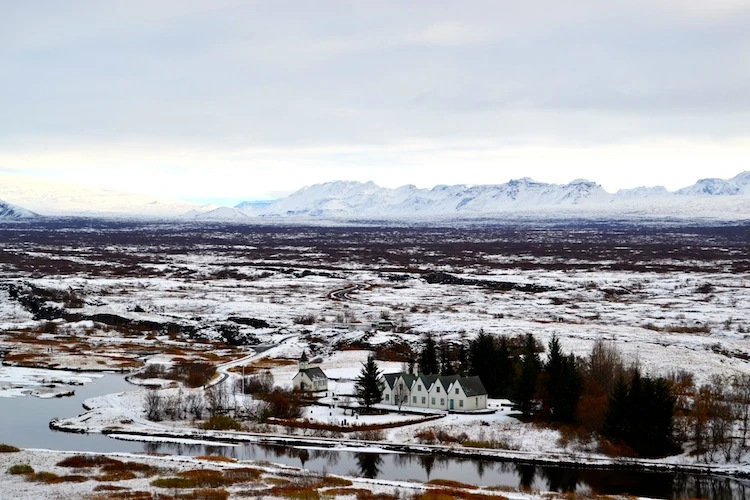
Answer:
(0, 447, 554, 500)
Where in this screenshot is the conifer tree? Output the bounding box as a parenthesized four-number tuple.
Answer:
(513, 333, 542, 418)
(418, 333, 439, 375)
(355, 354, 385, 410)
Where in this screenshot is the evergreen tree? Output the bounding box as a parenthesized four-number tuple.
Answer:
(469, 330, 498, 396)
(541, 335, 581, 423)
(602, 371, 676, 457)
(603, 376, 630, 444)
(457, 339, 469, 376)
(495, 336, 515, 399)
(439, 340, 455, 375)
(418, 333, 439, 375)
(513, 333, 541, 418)
(355, 354, 385, 410)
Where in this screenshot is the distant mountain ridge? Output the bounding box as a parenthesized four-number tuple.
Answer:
(0, 173, 204, 217)
(0, 199, 37, 219)
(224, 171, 750, 220)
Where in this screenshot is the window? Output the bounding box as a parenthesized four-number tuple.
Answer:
(436, 387, 440, 393)
(417, 384, 421, 391)
(460, 400, 464, 407)
(476, 397, 478, 405)
(455, 388, 459, 394)
(431, 397, 435, 405)
(413, 396, 416, 403)
(385, 394, 389, 401)
(440, 398, 444, 405)
(422, 397, 426, 404)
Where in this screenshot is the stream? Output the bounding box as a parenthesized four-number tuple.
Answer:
(1, 371, 748, 499)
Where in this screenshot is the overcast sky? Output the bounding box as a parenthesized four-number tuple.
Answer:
(2, 1, 749, 204)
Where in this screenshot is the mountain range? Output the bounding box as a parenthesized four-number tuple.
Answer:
(0, 198, 37, 219)
(187, 171, 750, 221)
(2, 172, 750, 220)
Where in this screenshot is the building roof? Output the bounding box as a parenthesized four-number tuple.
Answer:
(416, 374, 440, 390)
(435, 375, 459, 390)
(382, 372, 400, 389)
(399, 373, 417, 388)
(298, 367, 326, 381)
(457, 376, 487, 396)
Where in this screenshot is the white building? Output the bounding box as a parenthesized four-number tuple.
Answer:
(292, 351, 328, 392)
(380, 372, 487, 411)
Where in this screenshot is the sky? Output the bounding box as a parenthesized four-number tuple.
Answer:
(2, 0, 750, 205)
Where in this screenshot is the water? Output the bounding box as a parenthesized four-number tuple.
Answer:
(1, 371, 748, 499)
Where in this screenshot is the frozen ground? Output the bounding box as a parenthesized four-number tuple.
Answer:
(1, 220, 750, 496)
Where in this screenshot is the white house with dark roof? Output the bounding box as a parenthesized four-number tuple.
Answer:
(292, 351, 328, 392)
(380, 372, 487, 411)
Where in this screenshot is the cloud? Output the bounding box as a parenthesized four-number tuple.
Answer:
(1, 1, 749, 197)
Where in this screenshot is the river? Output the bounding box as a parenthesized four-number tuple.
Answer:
(0, 371, 747, 499)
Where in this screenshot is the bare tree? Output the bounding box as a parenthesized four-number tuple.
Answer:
(206, 383, 229, 417)
(184, 392, 205, 420)
(732, 374, 750, 450)
(144, 388, 164, 421)
(588, 339, 624, 394)
(393, 380, 407, 413)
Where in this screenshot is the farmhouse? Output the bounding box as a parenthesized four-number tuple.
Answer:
(292, 351, 328, 392)
(380, 372, 487, 411)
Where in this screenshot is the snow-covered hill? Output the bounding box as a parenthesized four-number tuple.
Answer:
(0, 174, 205, 217)
(0, 198, 37, 219)
(231, 172, 750, 220)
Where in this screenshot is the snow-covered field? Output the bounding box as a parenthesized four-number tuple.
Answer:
(1, 220, 750, 497)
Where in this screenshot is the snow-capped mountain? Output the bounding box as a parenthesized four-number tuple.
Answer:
(181, 206, 252, 221)
(231, 173, 748, 220)
(0, 198, 37, 219)
(0, 173, 204, 217)
(258, 178, 614, 218)
(675, 172, 750, 196)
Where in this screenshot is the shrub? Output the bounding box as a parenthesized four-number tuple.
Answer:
(0, 444, 20, 453)
(7, 464, 34, 475)
(202, 415, 242, 431)
(258, 389, 304, 421)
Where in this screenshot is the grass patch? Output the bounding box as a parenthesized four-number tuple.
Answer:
(266, 485, 321, 499)
(196, 455, 237, 463)
(414, 489, 506, 500)
(93, 485, 131, 491)
(322, 488, 392, 498)
(57, 454, 124, 468)
(152, 469, 233, 489)
(185, 489, 230, 499)
(90, 492, 153, 500)
(0, 444, 20, 453)
(425, 479, 477, 490)
(96, 469, 138, 482)
(319, 476, 353, 488)
(27, 471, 62, 483)
(7, 463, 34, 475)
(223, 467, 263, 482)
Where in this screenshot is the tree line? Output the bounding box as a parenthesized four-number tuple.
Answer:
(414, 331, 750, 459)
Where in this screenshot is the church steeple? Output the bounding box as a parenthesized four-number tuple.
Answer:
(299, 350, 309, 370)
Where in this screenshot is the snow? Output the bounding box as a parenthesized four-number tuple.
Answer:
(199, 172, 750, 221)
(0, 366, 101, 399)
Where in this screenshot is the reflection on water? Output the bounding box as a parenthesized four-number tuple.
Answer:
(355, 453, 383, 479)
(2, 372, 749, 499)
